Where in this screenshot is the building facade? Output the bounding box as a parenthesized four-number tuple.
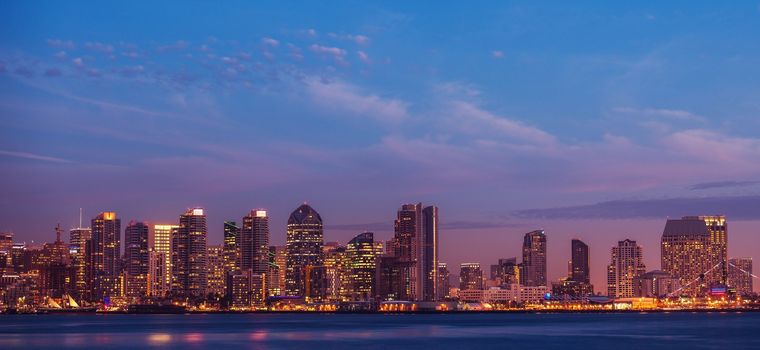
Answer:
(240, 210, 269, 274)
(124, 221, 149, 298)
(87, 212, 121, 301)
(728, 257, 753, 296)
(460, 263, 483, 290)
(172, 208, 207, 297)
(522, 230, 547, 287)
(607, 239, 646, 298)
(285, 204, 324, 297)
(661, 216, 727, 296)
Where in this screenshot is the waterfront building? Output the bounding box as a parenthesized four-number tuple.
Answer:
(390, 203, 439, 301)
(323, 243, 347, 301)
(437, 262, 450, 300)
(285, 204, 324, 297)
(223, 221, 240, 274)
(661, 215, 727, 296)
(240, 210, 269, 274)
(69, 226, 91, 300)
(172, 208, 207, 297)
(124, 221, 149, 298)
(460, 263, 483, 290)
(87, 212, 121, 301)
(272, 245, 287, 296)
(458, 284, 548, 304)
(38, 225, 72, 298)
(150, 224, 176, 297)
(491, 258, 521, 287)
(206, 245, 226, 297)
(607, 239, 646, 298)
(634, 270, 680, 298)
(570, 239, 590, 283)
(346, 232, 377, 301)
(521, 230, 547, 287)
(226, 269, 266, 309)
(728, 257, 753, 296)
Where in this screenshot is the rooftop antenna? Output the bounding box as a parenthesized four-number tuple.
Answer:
(79, 208, 83, 228)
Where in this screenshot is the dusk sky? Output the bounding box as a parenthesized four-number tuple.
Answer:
(2, 2, 760, 291)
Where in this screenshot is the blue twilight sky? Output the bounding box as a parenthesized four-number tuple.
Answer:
(2, 1, 760, 290)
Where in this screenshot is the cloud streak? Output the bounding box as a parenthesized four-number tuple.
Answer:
(0, 150, 71, 163)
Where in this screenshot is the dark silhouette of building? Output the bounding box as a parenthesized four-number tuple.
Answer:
(459, 263, 483, 290)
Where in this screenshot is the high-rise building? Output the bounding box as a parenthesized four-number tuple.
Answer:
(285, 204, 323, 297)
(728, 257, 753, 296)
(267, 246, 282, 296)
(420, 206, 438, 302)
(272, 245, 287, 296)
(437, 262, 450, 300)
(459, 263, 483, 290)
(226, 269, 266, 309)
(661, 215, 727, 296)
(0, 232, 12, 254)
(38, 225, 72, 298)
(323, 243, 347, 301)
(69, 226, 91, 299)
(240, 210, 269, 274)
(346, 232, 377, 301)
(223, 221, 240, 274)
(390, 203, 438, 301)
(570, 239, 590, 283)
(124, 221, 149, 298)
(150, 224, 176, 297)
(148, 250, 168, 297)
(521, 230, 547, 287)
(607, 239, 646, 298)
(206, 245, 226, 297)
(87, 212, 121, 301)
(172, 208, 207, 297)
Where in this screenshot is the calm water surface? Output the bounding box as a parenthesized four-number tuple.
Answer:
(0, 312, 758, 349)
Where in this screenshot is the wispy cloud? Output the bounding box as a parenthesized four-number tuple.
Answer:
(304, 78, 408, 123)
(492, 50, 505, 59)
(513, 195, 760, 220)
(0, 150, 71, 163)
(309, 44, 346, 62)
(46, 39, 75, 49)
(613, 106, 705, 122)
(689, 180, 760, 191)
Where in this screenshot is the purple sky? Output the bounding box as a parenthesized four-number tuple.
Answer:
(2, 2, 760, 292)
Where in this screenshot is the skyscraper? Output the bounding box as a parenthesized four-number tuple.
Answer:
(69, 226, 91, 300)
(206, 245, 226, 296)
(607, 239, 646, 298)
(87, 211, 121, 301)
(240, 210, 269, 274)
(346, 232, 377, 301)
(570, 239, 590, 283)
(150, 224, 176, 297)
(491, 258, 521, 286)
(390, 203, 438, 301)
(521, 230, 547, 287)
(420, 205, 438, 301)
(124, 221, 149, 298)
(223, 221, 240, 274)
(728, 257, 753, 296)
(173, 208, 207, 297)
(661, 215, 727, 296)
(323, 243, 347, 301)
(285, 204, 323, 297)
(437, 262, 450, 300)
(459, 263, 483, 290)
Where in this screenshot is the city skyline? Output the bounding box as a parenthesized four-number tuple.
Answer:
(1, 204, 755, 294)
(3, 2, 760, 297)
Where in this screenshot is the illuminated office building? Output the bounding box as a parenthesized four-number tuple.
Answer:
(173, 208, 207, 297)
(69, 226, 91, 299)
(521, 230, 547, 287)
(240, 210, 269, 274)
(150, 224, 176, 296)
(124, 221, 149, 298)
(87, 211, 121, 301)
(459, 263, 483, 290)
(491, 258, 521, 286)
(223, 221, 240, 273)
(728, 257, 753, 296)
(437, 262, 450, 300)
(607, 239, 645, 298)
(206, 245, 226, 296)
(285, 204, 323, 297)
(661, 215, 727, 296)
(346, 232, 377, 301)
(323, 243, 347, 301)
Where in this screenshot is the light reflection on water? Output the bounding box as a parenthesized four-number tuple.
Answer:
(0, 313, 759, 349)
